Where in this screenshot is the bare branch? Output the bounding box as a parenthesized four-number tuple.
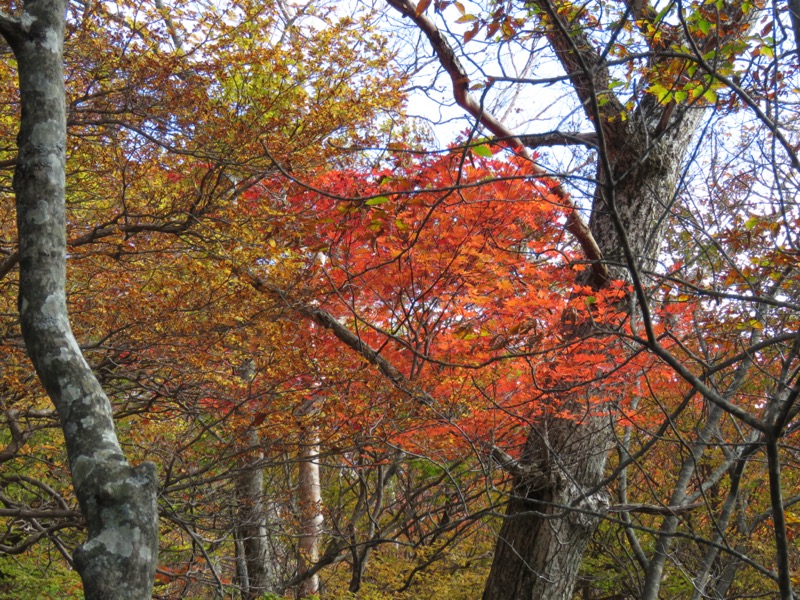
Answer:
(608, 502, 703, 516)
(526, 0, 624, 121)
(385, 0, 608, 284)
(0, 508, 80, 519)
(0, 11, 23, 47)
(518, 131, 599, 150)
(0, 410, 31, 465)
(153, 0, 184, 52)
(490, 446, 536, 480)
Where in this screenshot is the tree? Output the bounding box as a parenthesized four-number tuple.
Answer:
(2, 0, 799, 597)
(324, 0, 799, 598)
(0, 0, 158, 598)
(0, 0, 406, 597)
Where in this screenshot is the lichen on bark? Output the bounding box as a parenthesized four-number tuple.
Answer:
(0, 0, 159, 597)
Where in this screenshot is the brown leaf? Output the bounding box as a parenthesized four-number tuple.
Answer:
(464, 21, 480, 43)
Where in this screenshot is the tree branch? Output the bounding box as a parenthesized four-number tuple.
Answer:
(790, 0, 800, 59)
(385, 0, 608, 285)
(0, 11, 23, 48)
(518, 131, 599, 149)
(527, 0, 625, 122)
(0, 410, 31, 465)
(608, 502, 703, 516)
(490, 446, 537, 479)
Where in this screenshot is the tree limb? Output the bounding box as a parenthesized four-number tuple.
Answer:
(526, 0, 625, 123)
(608, 502, 703, 516)
(385, 0, 608, 285)
(518, 131, 599, 149)
(0, 410, 31, 465)
(0, 11, 23, 47)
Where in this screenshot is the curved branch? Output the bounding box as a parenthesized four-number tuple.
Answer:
(528, 0, 625, 122)
(0, 410, 31, 465)
(385, 0, 608, 284)
(0, 11, 23, 48)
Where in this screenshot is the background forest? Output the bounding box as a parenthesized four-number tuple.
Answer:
(0, 0, 799, 598)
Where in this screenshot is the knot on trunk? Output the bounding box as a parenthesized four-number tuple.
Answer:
(571, 487, 611, 533)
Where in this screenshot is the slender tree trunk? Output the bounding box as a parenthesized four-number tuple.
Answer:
(0, 1, 159, 598)
(234, 526, 250, 599)
(297, 424, 323, 597)
(236, 429, 277, 599)
(640, 404, 725, 599)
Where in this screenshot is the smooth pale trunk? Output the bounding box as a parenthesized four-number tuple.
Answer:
(298, 425, 323, 597)
(235, 428, 277, 599)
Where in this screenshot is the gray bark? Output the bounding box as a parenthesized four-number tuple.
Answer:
(640, 403, 724, 599)
(0, 1, 158, 598)
(235, 429, 278, 599)
(484, 413, 613, 600)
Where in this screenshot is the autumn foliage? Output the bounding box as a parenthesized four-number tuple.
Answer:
(1, 0, 800, 597)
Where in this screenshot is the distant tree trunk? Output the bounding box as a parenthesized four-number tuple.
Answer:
(296, 407, 323, 597)
(0, 1, 158, 598)
(235, 429, 277, 599)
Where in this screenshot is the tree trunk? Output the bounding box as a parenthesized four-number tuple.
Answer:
(483, 105, 703, 600)
(297, 425, 323, 597)
(235, 429, 277, 599)
(484, 411, 612, 600)
(0, 1, 159, 598)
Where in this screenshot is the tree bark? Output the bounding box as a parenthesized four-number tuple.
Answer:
(0, 1, 158, 598)
(483, 102, 703, 600)
(235, 429, 278, 599)
(484, 413, 613, 600)
(297, 423, 323, 597)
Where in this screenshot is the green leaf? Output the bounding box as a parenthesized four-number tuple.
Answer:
(649, 83, 671, 103)
(748, 319, 764, 330)
(653, 3, 672, 24)
(365, 196, 389, 206)
(472, 144, 492, 157)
